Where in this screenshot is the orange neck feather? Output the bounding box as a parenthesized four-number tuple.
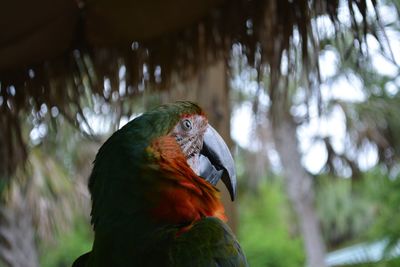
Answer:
(148, 136, 227, 225)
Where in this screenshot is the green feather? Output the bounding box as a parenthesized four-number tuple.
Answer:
(169, 217, 248, 267)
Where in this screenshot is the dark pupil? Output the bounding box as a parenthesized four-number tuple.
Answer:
(184, 120, 191, 129)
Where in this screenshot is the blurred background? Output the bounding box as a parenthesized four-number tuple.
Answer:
(1, 0, 400, 266)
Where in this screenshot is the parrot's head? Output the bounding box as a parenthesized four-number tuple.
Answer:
(89, 101, 236, 227)
(167, 107, 236, 201)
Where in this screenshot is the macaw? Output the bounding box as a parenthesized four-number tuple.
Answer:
(73, 101, 248, 267)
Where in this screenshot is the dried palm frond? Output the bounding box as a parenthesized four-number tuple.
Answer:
(2, 147, 89, 241)
(0, 0, 378, 179)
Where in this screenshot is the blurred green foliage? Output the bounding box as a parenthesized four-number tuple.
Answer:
(315, 168, 400, 265)
(40, 218, 92, 267)
(315, 175, 376, 248)
(238, 181, 305, 267)
(316, 168, 400, 248)
(365, 169, 400, 255)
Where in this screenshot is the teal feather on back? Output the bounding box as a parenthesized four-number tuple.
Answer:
(168, 217, 248, 267)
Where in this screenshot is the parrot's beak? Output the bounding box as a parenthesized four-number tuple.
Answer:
(199, 125, 237, 201)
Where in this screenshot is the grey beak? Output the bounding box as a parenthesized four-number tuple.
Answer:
(199, 125, 237, 201)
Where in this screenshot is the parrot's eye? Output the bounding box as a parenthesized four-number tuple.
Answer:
(182, 119, 193, 131)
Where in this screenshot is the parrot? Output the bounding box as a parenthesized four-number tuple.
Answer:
(72, 101, 248, 267)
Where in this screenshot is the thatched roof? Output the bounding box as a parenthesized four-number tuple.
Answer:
(0, 0, 375, 179)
